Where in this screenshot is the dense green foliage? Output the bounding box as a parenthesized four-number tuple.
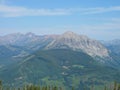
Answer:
(1, 80, 120, 90)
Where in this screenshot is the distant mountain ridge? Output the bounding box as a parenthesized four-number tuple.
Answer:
(101, 39, 120, 68)
(0, 31, 110, 58)
(101, 39, 120, 55)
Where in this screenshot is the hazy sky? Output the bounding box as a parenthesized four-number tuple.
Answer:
(0, 0, 120, 40)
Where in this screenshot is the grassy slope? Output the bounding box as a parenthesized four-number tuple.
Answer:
(0, 49, 120, 90)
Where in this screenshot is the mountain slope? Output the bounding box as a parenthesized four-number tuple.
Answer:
(0, 49, 119, 90)
(102, 39, 120, 55)
(101, 39, 120, 68)
(0, 45, 29, 67)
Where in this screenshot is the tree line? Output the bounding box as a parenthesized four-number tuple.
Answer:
(0, 80, 66, 90)
(1, 80, 120, 90)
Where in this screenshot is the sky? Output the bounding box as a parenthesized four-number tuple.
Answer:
(0, 0, 120, 40)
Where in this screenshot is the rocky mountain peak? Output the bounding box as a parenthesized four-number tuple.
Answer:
(63, 31, 76, 36)
(46, 31, 110, 58)
(25, 32, 35, 38)
(61, 31, 80, 39)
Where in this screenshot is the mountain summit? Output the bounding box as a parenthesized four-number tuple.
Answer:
(62, 31, 78, 38)
(46, 31, 109, 58)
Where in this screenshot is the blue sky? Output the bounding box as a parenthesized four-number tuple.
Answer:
(0, 0, 120, 40)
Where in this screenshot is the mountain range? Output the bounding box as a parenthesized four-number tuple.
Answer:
(0, 31, 120, 90)
(0, 31, 110, 58)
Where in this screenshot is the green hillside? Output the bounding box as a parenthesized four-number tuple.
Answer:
(0, 49, 120, 90)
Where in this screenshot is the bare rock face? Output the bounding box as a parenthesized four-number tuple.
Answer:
(45, 31, 109, 58)
(0, 31, 110, 58)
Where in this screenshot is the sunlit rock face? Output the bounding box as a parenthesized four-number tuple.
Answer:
(46, 31, 109, 58)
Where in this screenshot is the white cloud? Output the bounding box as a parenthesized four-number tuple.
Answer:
(77, 6, 120, 14)
(61, 6, 120, 15)
(0, 5, 120, 17)
(80, 23, 120, 31)
(0, 5, 71, 17)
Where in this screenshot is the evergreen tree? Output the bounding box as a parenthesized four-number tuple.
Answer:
(114, 81, 117, 90)
(44, 86, 47, 90)
(117, 84, 120, 90)
(18, 87, 21, 90)
(0, 81, 2, 87)
(59, 87, 62, 90)
(6, 87, 10, 90)
(36, 86, 41, 90)
(72, 87, 74, 90)
(0, 80, 2, 90)
(42, 86, 45, 90)
(48, 86, 50, 90)
(104, 86, 107, 90)
(53, 86, 58, 90)
(90, 85, 94, 90)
